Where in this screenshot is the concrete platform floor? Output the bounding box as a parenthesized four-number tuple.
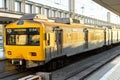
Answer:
(85, 55, 120, 80)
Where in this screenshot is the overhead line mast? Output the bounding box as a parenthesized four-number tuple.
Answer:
(69, 0, 75, 18)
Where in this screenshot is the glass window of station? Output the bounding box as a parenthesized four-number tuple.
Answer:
(0, 0, 6, 8)
(25, 4, 32, 13)
(36, 6, 41, 14)
(15, 1, 21, 12)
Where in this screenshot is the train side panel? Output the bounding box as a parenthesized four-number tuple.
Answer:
(44, 25, 106, 58)
(62, 27, 85, 56)
(63, 27, 105, 56)
(112, 29, 118, 44)
(87, 28, 105, 50)
(44, 26, 87, 57)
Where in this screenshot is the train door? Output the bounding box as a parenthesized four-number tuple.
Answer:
(111, 31, 113, 44)
(108, 30, 110, 45)
(104, 30, 106, 45)
(54, 28, 63, 56)
(117, 31, 118, 42)
(84, 28, 88, 48)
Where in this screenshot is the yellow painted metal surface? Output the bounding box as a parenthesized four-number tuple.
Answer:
(5, 20, 45, 61)
(5, 46, 45, 61)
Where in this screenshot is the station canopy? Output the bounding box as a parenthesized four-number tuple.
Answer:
(93, 0, 120, 15)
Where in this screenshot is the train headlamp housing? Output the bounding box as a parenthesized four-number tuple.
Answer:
(8, 51, 12, 55)
(30, 52, 37, 56)
(7, 29, 12, 33)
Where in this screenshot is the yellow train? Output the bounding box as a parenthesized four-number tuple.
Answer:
(4, 14, 120, 68)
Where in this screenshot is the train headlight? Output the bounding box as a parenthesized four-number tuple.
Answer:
(30, 52, 37, 56)
(8, 51, 12, 55)
(7, 29, 12, 33)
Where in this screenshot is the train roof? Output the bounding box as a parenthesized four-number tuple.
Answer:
(6, 19, 106, 30)
(19, 14, 105, 29)
(6, 20, 42, 28)
(20, 14, 48, 21)
(6, 14, 117, 30)
(41, 20, 105, 30)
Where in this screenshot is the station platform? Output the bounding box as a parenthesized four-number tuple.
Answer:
(0, 48, 5, 60)
(86, 55, 120, 80)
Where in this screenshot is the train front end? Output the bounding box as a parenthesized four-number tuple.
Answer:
(5, 20, 45, 68)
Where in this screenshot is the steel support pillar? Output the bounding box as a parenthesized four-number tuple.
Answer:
(21, 0, 25, 13)
(41, 6, 45, 15)
(6, 0, 15, 12)
(49, 8, 52, 18)
(69, 0, 75, 18)
(32, 4, 36, 13)
(107, 12, 111, 23)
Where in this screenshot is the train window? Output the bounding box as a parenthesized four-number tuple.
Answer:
(7, 35, 16, 45)
(16, 35, 27, 45)
(29, 35, 40, 45)
(6, 28, 40, 46)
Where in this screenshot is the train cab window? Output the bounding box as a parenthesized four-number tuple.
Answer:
(6, 28, 40, 46)
(29, 35, 40, 45)
(16, 35, 27, 45)
(7, 35, 16, 45)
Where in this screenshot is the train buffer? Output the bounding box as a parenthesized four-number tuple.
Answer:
(18, 72, 51, 80)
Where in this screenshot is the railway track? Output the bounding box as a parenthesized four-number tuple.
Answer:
(0, 60, 35, 80)
(0, 71, 32, 80)
(0, 45, 120, 80)
(52, 46, 120, 80)
(0, 61, 49, 80)
(0, 68, 36, 80)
